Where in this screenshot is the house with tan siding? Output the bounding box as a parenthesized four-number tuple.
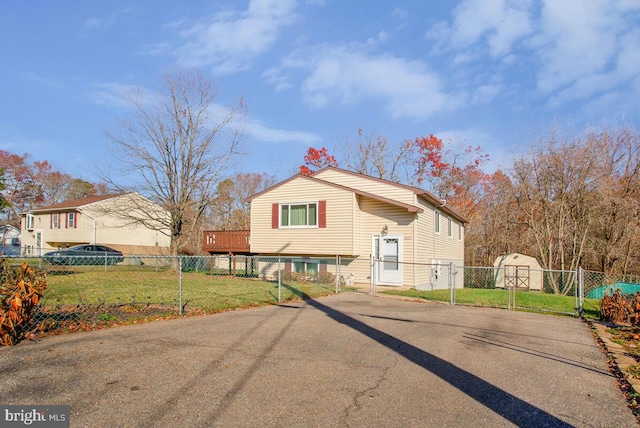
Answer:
(20, 193, 170, 256)
(245, 166, 467, 289)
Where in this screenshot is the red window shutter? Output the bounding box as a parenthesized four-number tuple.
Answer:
(285, 262, 291, 271)
(50, 214, 52, 229)
(65, 213, 68, 228)
(74, 212, 78, 228)
(319, 200, 326, 228)
(272, 203, 279, 229)
(320, 263, 327, 273)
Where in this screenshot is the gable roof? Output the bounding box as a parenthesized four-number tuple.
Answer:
(247, 174, 423, 213)
(0, 224, 20, 235)
(313, 166, 468, 223)
(248, 167, 470, 223)
(27, 194, 124, 213)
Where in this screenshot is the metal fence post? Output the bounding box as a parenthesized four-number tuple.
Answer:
(277, 256, 281, 303)
(449, 262, 454, 305)
(179, 256, 183, 315)
(452, 264, 458, 305)
(578, 267, 584, 318)
(335, 255, 340, 293)
(370, 258, 376, 296)
(504, 266, 517, 311)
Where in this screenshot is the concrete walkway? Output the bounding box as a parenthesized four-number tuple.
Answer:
(1, 292, 636, 427)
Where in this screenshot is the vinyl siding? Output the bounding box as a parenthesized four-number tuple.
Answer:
(416, 198, 435, 263)
(358, 197, 416, 263)
(314, 169, 417, 206)
(250, 176, 358, 255)
(20, 194, 170, 255)
(249, 169, 465, 287)
(433, 210, 464, 262)
(415, 198, 464, 263)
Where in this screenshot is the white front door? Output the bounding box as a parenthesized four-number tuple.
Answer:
(372, 235, 403, 286)
(35, 230, 43, 256)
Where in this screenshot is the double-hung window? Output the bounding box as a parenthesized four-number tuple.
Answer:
(434, 211, 441, 234)
(52, 213, 60, 229)
(280, 202, 317, 227)
(67, 212, 76, 228)
(25, 214, 35, 230)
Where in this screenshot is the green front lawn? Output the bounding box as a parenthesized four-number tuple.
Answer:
(42, 265, 334, 313)
(382, 288, 600, 318)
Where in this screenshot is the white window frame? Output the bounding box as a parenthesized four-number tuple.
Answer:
(67, 212, 75, 228)
(458, 223, 462, 241)
(26, 214, 35, 231)
(434, 210, 441, 234)
(293, 260, 319, 274)
(447, 217, 452, 238)
(52, 213, 60, 229)
(280, 202, 318, 228)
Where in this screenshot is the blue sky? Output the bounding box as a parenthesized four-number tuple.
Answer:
(1, 0, 639, 183)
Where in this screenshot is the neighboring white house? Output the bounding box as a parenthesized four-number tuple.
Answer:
(246, 166, 467, 289)
(0, 224, 21, 255)
(493, 253, 543, 291)
(19, 193, 170, 256)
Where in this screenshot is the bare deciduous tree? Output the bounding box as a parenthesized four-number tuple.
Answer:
(103, 68, 246, 258)
(586, 128, 640, 274)
(341, 128, 413, 182)
(208, 172, 277, 230)
(511, 132, 602, 293)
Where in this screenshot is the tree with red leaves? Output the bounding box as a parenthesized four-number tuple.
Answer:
(299, 147, 337, 175)
(409, 135, 490, 219)
(0, 150, 106, 226)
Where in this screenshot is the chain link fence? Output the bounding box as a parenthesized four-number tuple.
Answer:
(3, 255, 344, 335)
(4, 254, 630, 337)
(460, 266, 583, 316)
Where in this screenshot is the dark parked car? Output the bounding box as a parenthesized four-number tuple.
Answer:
(43, 244, 124, 265)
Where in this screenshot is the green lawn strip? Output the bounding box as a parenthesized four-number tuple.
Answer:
(382, 288, 600, 318)
(41, 267, 335, 313)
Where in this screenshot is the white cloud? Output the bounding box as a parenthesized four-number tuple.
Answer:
(21, 72, 64, 90)
(426, 0, 640, 112)
(173, 0, 298, 74)
(91, 83, 159, 108)
(533, 0, 619, 94)
(470, 84, 504, 104)
(269, 45, 464, 120)
(532, 0, 640, 107)
(427, 0, 533, 58)
(392, 7, 408, 20)
(84, 8, 134, 30)
(91, 80, 318, 144)
(262, 67, 294, 91)
(244, 119, 321, 144)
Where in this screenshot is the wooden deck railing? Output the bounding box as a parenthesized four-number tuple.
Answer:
(202, 230, 251, 254)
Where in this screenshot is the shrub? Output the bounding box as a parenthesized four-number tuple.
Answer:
(315, 271, 335, 285)
(278, 269, 298, 282)
(600, 290, 634, 325)
(0, 261, 48, 346)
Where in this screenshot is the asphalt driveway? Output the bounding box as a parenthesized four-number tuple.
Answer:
(1, 292, 636, 427)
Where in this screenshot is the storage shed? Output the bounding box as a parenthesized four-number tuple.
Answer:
(493, 253, 543, 291)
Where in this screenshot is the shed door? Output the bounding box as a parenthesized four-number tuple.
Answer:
(505, 265, 530, 289)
